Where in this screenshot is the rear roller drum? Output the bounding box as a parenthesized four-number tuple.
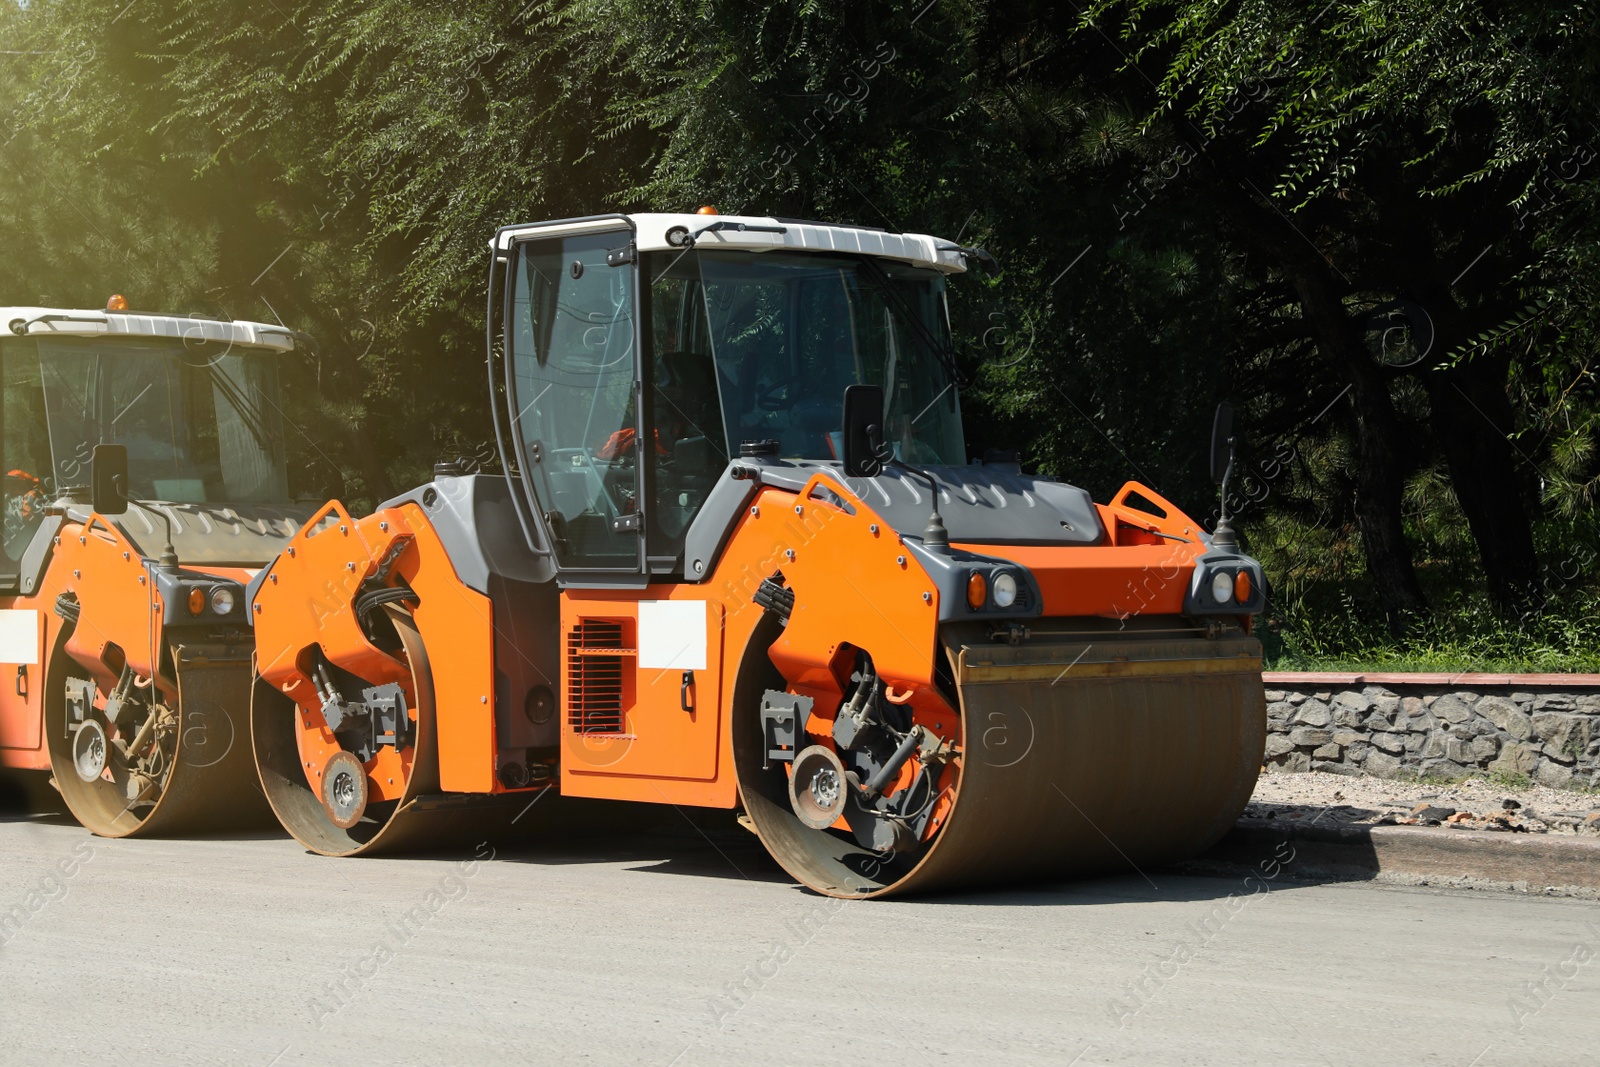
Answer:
(252, 606, 512, 856)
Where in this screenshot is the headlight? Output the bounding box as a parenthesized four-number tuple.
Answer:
(992, 572, 1019, 609)
(209, 586, 236, 615)
(1210, 571, 1234, 604)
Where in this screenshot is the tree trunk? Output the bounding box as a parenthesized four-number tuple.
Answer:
(1372, 190, 1542, 614)
(1423, 354, 1540, 610)
(1205, 170, 1429, 633)
(1322, 336, 1431, 635)
(1285, 270, 1430, 635)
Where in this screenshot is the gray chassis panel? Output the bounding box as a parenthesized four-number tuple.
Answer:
(679, 457, 1106, 584)
(92, 501, 314, 567)
(379, 474, 555, 594)
(16, 513, 64, 597)
(899, 537, 1045, 624)
(379, 476, 560, 755)
(489, 575, 561, 751)
(683, 471, 760, 581)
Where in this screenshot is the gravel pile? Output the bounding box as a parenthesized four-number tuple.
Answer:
(1246, 767, 1600, 835)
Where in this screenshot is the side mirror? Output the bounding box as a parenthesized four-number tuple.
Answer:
(1210, 402, 1235, 486)
(91, 444, 129, 515)
(841, 384, 886, 478)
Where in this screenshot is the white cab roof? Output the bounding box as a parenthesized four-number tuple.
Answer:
(493, 212, 968, 274)
(2, 307, 296, 353)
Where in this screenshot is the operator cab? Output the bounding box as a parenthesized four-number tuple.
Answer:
(0, 300, 298, 590)
(494, 213, 971, 581)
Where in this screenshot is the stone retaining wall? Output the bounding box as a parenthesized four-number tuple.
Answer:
(1262, 680, 1600, 790)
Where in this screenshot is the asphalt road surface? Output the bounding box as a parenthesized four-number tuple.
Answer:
(1, 785, 1596, 1066)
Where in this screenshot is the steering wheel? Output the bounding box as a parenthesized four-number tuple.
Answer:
(756, 377, 805, 411)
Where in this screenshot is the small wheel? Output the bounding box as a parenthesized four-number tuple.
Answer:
(321, 751, 368, 829)
(72, 719, 109, 783)
(789, 745, 849, 830)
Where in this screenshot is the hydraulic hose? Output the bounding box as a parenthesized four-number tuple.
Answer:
(862, 727, 923, 799)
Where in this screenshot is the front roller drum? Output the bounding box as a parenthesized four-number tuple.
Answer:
(45, 637, 273, 838)
(252, 608, 524, 856)
(736, 629, 1267, 898)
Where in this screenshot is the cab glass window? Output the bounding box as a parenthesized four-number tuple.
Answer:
(2, 340, 52, 572)
(508, 231, 641, 570)
(34, 336, 289, 505)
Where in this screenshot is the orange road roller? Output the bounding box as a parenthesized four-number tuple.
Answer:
(250, 213, 1268, 896)
(0, 298, 312, 836)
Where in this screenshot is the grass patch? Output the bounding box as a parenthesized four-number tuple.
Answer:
(1252, 517, 1600, 674)
(1416, 772, 1475, 787)
(1260, 592, 1600, 674)
(1248, 531, 1600, 671)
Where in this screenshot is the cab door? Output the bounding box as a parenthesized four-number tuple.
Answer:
(499, 220, 731, 798)
(0, 336, 54, 753)
(504, 225, 646, 576)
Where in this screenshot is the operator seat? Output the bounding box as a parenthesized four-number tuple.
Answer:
(656, 350, 724, 449)
(654, 350, 728, 539)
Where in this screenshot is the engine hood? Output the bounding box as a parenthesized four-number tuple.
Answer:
(746, 459, 1107, 547)
(67, 501, 319, 568)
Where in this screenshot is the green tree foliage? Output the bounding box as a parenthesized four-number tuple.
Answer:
(1, 0, 1595, 659)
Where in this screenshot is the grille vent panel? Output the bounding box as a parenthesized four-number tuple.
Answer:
(566, 618, 633, 735)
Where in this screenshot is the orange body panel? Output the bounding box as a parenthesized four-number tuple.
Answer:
(965, 542, 1200, 620)
(1, 514, 188, 771)
(0, 587, 54, 767)
(970, 480, 1209, 621)
(769, 473, 943, 692)
(254, 501, 501, 797)
(57, 516, 169, 697)
(558, 591, 727, 796)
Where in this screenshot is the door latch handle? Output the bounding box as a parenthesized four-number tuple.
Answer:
(15, 664, 26, 698)
(680, 670, 694, 713)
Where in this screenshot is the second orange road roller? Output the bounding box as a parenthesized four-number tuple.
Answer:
(0, 297, 314, 837)
(248, 212, 1268, 897)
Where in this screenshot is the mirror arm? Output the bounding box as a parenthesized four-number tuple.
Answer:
(891, 459, 950, 551)
(865, 423, 949, 552)
(1212, 441, 1238, 553)
(114, 475, 180, 573)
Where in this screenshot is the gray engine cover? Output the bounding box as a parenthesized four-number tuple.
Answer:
(680, 458, 1106, 581)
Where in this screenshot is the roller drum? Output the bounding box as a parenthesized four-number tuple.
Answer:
(47, 644, 272, 838)
(252, 607, 529, 856)
(737, 628, 1266, 898)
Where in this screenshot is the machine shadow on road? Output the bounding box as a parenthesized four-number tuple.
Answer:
(0, 769, 288, 841)
(476, 795, 1351, 905)
(0, 771, 79, 829)
(3, 775, 1351, 905)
